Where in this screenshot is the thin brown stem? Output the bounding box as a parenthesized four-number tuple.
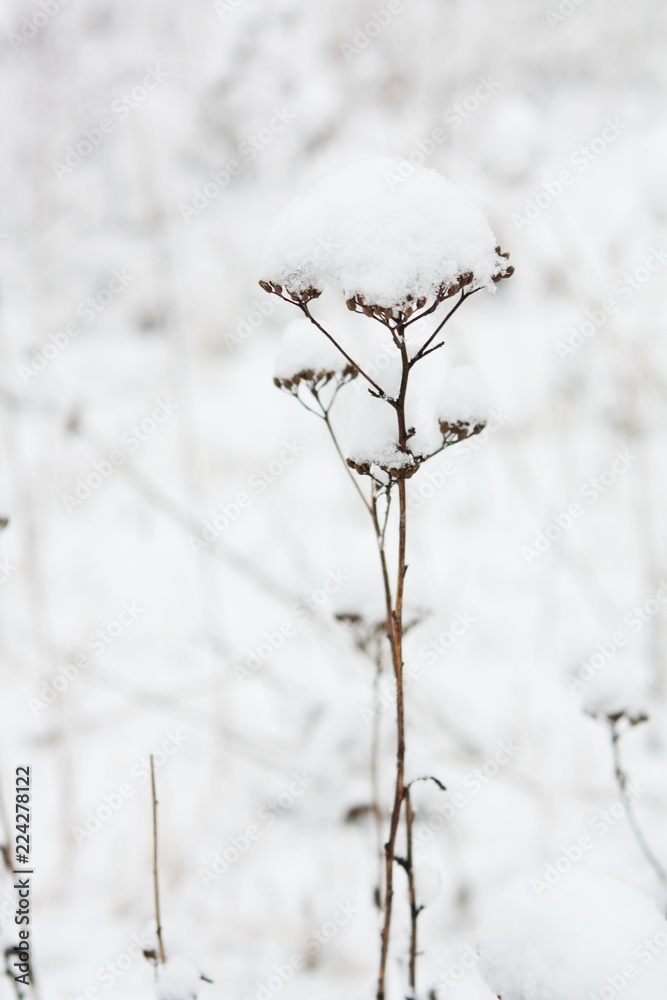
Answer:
(322, 410, 373, 516)
(404, 787, 420, 996)
(298, 302, 389, 398)
(409, 288, 480, 368)
(371, 644, 385, 911)
(150, 755, 167, 966)
(377, 329, 410, 1000)
(610, 724, 667, 891)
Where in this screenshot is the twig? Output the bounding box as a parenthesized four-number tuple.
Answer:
(376, 328, 410, 1000)
(607, 716, 667, 891)
(371, 638, 386, 910)
(402, 787, 421, 997)
(150, 755, 167, 966)
(409, 288, 481, 367)
(298, 302, 389, 399)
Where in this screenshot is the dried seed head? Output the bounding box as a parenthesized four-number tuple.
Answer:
(274, 363, 358, 396)
(438, 417, 487, 447)
(347, 452, 421, 483)
(491, 247, 515, 283)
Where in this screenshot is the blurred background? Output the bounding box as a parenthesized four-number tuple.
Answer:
(1, 0, 666, 997)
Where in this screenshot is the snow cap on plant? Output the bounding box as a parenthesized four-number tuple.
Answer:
(274, 318, 358, 393)
(260, 157, 513, 316)
(437, 364, 491, 446)
(156, 955, 202, 1000)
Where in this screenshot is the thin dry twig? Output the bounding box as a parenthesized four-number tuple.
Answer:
(608, 714, 667, 890)
(150, 755, 167, 966)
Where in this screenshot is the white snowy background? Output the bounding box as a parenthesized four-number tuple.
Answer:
(1, 0, 667, 998)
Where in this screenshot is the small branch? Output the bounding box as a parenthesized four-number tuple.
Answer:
(608, 719, 667, 891)
(417, 341, 446, 362)
(322, 410, 373, 516)
(371, 639, 386, 911)
(406, 775, 448, 794)
(409, 288, 481, 368)
(150, 755, 167, 966)
(403, 786, 421, 997)
(298, 302, 389, 399)
(403, 297, 441, 328)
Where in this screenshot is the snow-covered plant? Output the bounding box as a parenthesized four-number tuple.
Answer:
(478, 868, 667, 1000)
(260, 157, 513, 1000)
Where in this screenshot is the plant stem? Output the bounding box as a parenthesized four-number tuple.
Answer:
(371, 644, 385, 910)
(610, 725, 667, 890)
(404, 786, 419, 996)
(376, 329, 410, 1000)
(150, 755, 167, 966)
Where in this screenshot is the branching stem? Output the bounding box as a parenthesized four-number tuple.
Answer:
(266, 290, 482, 1000)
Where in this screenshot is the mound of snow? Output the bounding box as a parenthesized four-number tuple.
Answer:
(156, 956, 201, 1000)
(477, 868, 667, 1000)
(275, 318, 354, 385)
(437, 365, 491, 426)
(260, 158, 507, 309)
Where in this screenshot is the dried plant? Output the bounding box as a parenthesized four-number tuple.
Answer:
(588, 707, 667, 895)
(261, 239, 513, 998)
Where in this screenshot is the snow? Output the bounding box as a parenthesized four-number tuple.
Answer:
(2, 2, 667, 999)
(156, 956, 202, 1000)
(274, 318, 356, 388)
(437, 365, 491, 427)
(260, 158, 509, 310)
(414, 862, 442, 908)
(478, 868, 667, 1000)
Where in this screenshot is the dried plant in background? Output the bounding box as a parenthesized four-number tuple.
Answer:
(142, 756, 212, 1000)
(588, 707, 667, 896)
